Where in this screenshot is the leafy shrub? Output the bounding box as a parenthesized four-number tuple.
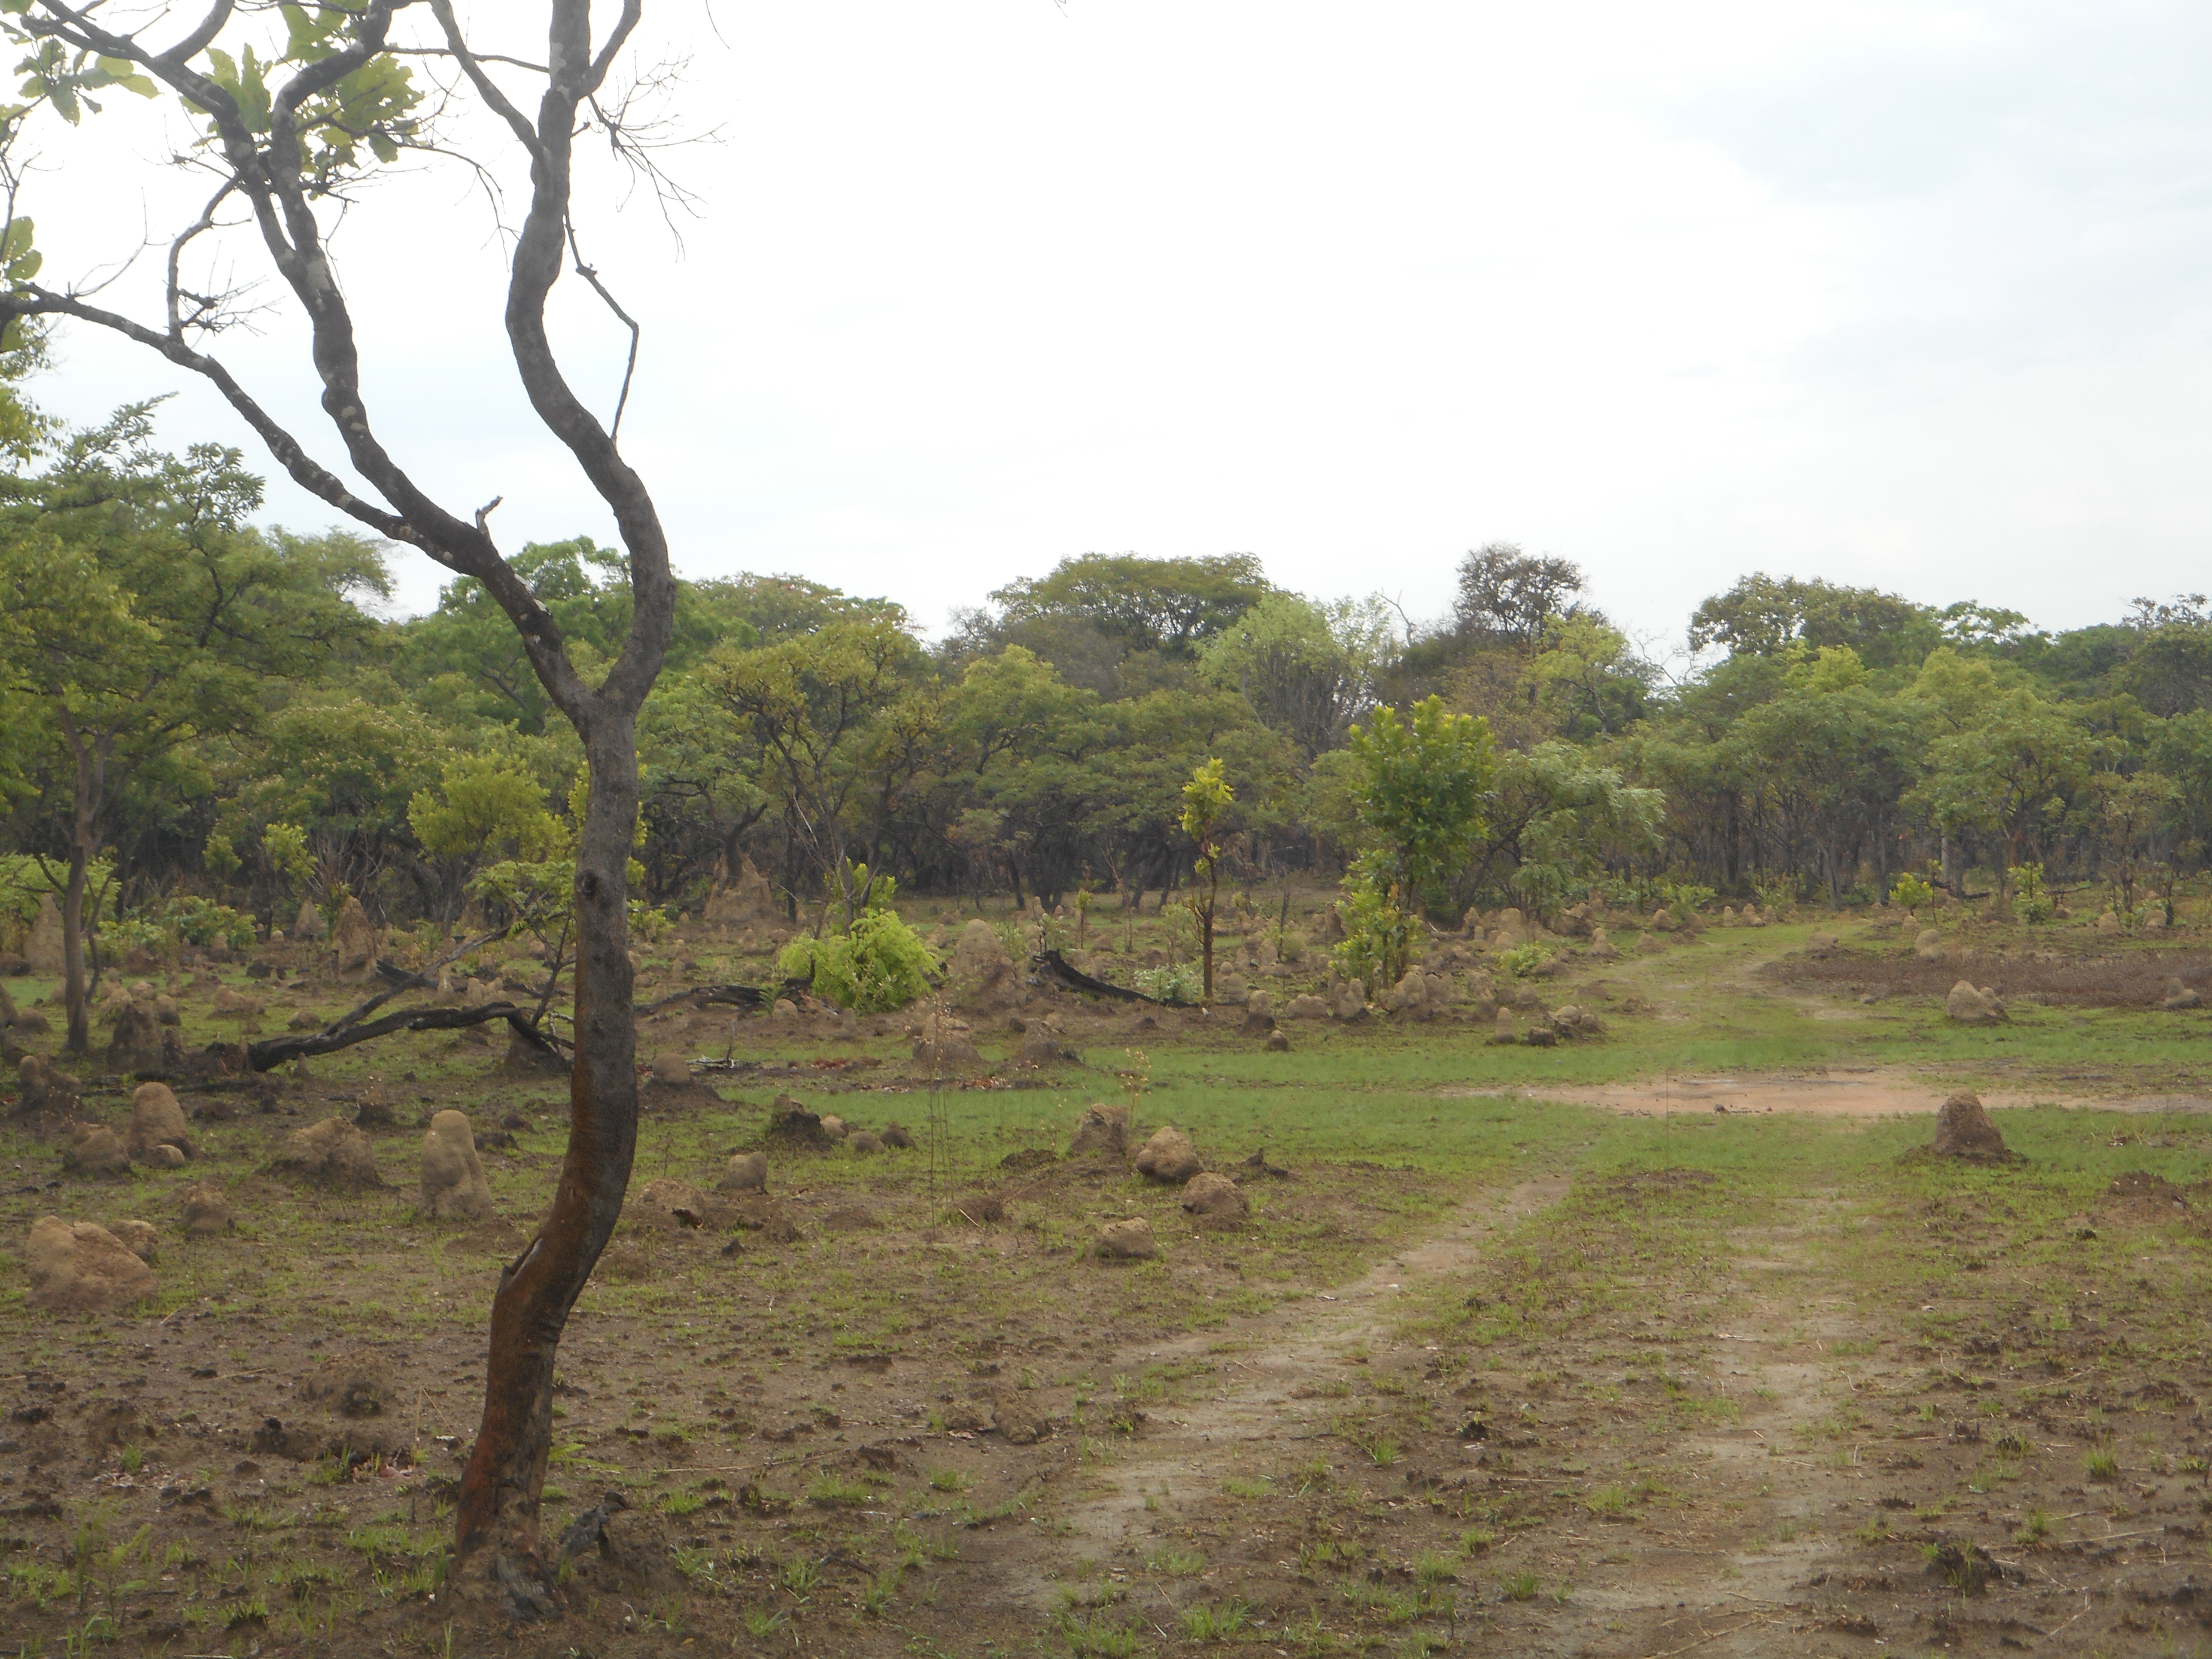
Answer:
(2009, 863, 2054, 924)
(1132, 962, 1203, 1003)
(1493, 942, 1549, 979)
(778, 905, 935, 1012)
(1890, 872, 1937, 910)
(1332, 858, 1415, 989)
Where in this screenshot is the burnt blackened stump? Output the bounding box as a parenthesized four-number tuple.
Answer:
(1924, 1091, 2023, 1165)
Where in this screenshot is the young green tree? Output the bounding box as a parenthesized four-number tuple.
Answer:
(1344, 696, 1497, 908)
(1179, 757, 1234, 1001)
(0, 3, 687, 1607)
(1333, 696, 1495, 986)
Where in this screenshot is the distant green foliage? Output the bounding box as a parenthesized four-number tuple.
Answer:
(107, 894, 255, 954)
(778, 904, 936, 1012)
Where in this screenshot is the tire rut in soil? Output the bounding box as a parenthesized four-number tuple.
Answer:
(983, 1176, 1574, 1613)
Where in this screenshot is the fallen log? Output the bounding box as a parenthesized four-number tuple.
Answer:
(1033, 948, 1191, 1007)
(241, 1003, 563, 1072)
(635, 979, 811, 1017)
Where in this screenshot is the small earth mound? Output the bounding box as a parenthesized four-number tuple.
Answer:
(1068, 1101, 1129, 1160)
(126, 1083, 193, 1162)
(2109, 1170, 2188, 1204)
(1180, 1171, 1249, 1227)
(271, 1117, 384, 1190)
(1093, 1215, 1158, 1260)
(1017, 1026, 1077, 1066)
(729, 1196, 804, 1243)
(106, 1001, 176, 1076)
(943, 1191, 1006, 1226)
(1134, 1125, 1203, 1184)
(299, 1350, 394, 1418)
(628, 1177, 717, 1231)
(109, 1218, 158, 1262)
(1945, 980, 2008, 1025)
(720, 1151, 769, 1192)
(420, 1109, 493, 1220)
(1922, 1091, 2023, 1165)
(992, 1390, 1052, 1444)
(15, 1053, 80, 1115)
(911, 1034, 987, 1074)
(764, 1097, 833, 1149)
(25, 1215, 155, 1312)
(179, 1181, 234, 1237)
(63, 1121, 130, 1177)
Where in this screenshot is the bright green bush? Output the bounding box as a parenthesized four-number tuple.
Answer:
(2008, 862, 2055, 924)
(1132, 962, 1203, 1004)
(1331, 859, 1416, 990)
(1890, 872, 1937, 910)
(1493, 941, 1550, 978)
(778, 905, 936, 1012)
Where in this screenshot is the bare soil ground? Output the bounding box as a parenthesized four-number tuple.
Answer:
(1508, 1072, 2212, 1117)
(2, 905, 2209, 1657)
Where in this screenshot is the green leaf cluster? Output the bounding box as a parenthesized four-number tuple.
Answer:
(777, 904, 936, 1013)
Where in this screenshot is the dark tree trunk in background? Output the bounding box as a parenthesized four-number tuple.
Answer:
(57, 720, 104, 1057)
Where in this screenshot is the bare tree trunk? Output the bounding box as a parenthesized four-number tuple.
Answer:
(1200, 901, 1215, 1001)
(453, 712, 640, 1610)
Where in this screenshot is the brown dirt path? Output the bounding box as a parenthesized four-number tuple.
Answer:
(982, 1177, 1575, 1616)
(1465, 1070, 2212, 1118)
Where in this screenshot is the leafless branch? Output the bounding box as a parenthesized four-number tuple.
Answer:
(166, 178, 239, 336)
(563, 219, 641, 442)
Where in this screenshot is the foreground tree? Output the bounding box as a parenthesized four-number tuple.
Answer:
(1, 2, 681, 1612)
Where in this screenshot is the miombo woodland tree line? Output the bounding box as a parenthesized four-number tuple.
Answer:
(9, 437, 2211, 966)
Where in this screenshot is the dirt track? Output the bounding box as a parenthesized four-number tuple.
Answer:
(1488, 1071, 2212, 1119)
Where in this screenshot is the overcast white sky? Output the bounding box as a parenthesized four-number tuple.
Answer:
(34, 1, 2212, 649)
